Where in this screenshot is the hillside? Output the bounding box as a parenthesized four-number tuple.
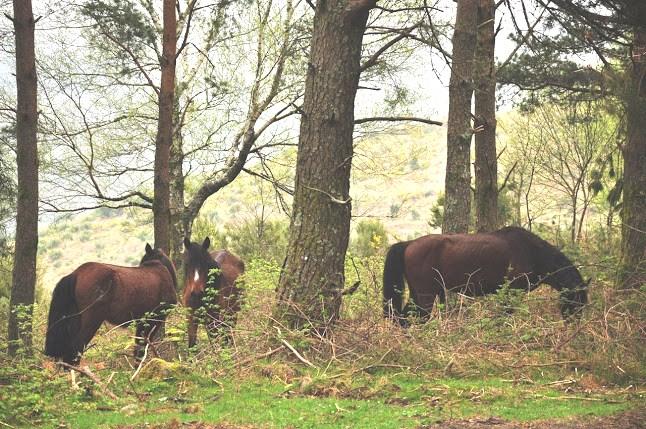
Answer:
(38, 125, 447, 290)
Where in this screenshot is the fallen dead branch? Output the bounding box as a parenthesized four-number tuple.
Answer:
(534, 394, 625, 403)
(281, 339, 317, 368)
(234, 345, 286, 368)
(510, 360, 584, 368)
(57, 362, 118, 400)
(130, 343, 150, 381)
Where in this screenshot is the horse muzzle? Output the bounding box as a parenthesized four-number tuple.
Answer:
(187, 291, 204, 308)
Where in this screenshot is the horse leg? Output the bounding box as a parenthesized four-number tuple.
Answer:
(75, 313, 104, 362)
(135, 320, 163, 361)
(145, 305, 172, 357)
(134, 321, 149, 361)
(69, 313, 103, 388)
(187, 308, 198, 349)
(134, 311, 163, 361)
(409, 281, 437, 324)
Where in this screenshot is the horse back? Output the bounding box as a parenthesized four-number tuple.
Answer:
(405, 234, 515, 294)
(211, 250, 244, 310)
(72, 262, 120, 308)
(72, 262, 176, 324)
(113, 263, 177, 304)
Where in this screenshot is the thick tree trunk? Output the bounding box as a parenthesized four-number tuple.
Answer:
(169, 103, 185, 278)
(153, 0, 176, 254)
(275, 0, 375, 330)
(443, 0, 478, 234)
(8, 0, 38, 356)
(621, 26, 646, 287)
(474, 0, 498, 232)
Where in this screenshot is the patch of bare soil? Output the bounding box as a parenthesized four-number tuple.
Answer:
(420, 408, 645, 429)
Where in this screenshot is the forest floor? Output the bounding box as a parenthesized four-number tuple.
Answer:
(2, 276, 644, 428)
(1, 354, 643, 429)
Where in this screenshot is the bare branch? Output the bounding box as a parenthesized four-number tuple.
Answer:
(360, 23, 421, 73)
(498, 160, 518, 192)
(354, 116, 443, 126)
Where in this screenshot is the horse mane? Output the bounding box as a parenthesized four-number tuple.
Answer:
(141, 256, 178, 290)
(493, 226, 581, 286)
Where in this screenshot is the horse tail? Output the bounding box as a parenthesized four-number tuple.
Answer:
(383, 241, 410, 322)
(45, 274, 81, 362)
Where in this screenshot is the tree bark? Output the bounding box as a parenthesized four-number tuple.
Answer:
(443, 0, 478, 234)
(169, 99, 185, 277)
(8, 0, 38, 356)
(275, 0, 375, 330)
(153, 0, 176, 254)
(474, 0, 498, 232)
(621, 25, 646, 287)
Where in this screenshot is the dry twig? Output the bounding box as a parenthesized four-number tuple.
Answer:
(281, 339, 317, 369)
(57, 362, 118, 400)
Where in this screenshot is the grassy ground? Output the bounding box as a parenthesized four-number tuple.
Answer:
(1, 354, 642, 429)
(3, 244, 645, 429)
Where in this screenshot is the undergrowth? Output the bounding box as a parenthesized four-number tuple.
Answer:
(0, 253, 644, 428)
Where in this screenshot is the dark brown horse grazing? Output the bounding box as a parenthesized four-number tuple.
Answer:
(45, 244, 177, 364)
(183, 237, 245, 348)
(383, 226, 589, 326)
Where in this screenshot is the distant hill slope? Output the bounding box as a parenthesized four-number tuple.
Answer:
(39, 125, 448, 290)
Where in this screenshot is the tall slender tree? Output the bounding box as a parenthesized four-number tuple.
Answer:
(474, 0, 498, 232)
(276, 0, 376, 330)
(153, 0, 177, 253)
(443, 0, 478, 233)
(7, 0, 38, 355)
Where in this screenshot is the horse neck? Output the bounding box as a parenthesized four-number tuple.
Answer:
(144, 258, 178, 290)
(536, 248, 581, 292)
(161, 258, 178, 290)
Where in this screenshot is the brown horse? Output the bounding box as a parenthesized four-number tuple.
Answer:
(383, 226, 589, 326)
(45, 244, 177, 364)
(183, 237, 245, 348)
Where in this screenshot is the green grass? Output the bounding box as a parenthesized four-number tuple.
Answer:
(3, 363, 634, 429)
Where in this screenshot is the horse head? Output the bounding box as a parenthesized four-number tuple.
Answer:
(183, 237, 221, 309)
(545, 257, 589, 318)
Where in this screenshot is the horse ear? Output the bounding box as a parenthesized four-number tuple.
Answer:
(183, 237, 191, 249)
(145, 243, 153, 254)
(202, 237, 210, 250)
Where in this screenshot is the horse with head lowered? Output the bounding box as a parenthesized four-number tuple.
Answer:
(383, 226, 589, 325)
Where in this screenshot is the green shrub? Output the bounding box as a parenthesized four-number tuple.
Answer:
(350, 219, 388, 258)
(192, 215, 288, 263)
(226, 219, 288, 263)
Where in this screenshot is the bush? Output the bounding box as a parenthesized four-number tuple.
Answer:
(226, 219, 288, 264)
(350, 219, 388, 258)
(192, 215, 288, 264)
